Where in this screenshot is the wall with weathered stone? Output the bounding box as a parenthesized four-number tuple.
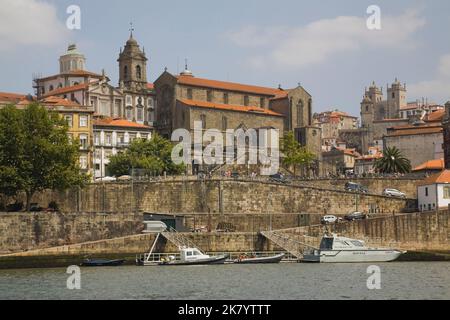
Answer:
(284, 210, 450, 252)
(24, 179, 411, 215)
(0, 212, 143, 255)
(297, 177, 421, 198)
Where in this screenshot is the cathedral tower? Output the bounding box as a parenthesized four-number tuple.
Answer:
(360, 95, 374, 129)
(387, 78, 407, 119)
(117, 30, 148, 90)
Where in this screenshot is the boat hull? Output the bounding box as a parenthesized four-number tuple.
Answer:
(234, 253, 285, 264)
(81, 259, 126, 267)
(302, 250, 404, 263)
(158, 254, 229, 266)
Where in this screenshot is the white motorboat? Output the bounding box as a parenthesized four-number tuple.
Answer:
(302, 234, 406, 263)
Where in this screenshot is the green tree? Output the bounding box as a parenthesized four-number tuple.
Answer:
(281, 131, 316, 175)
(108, 133, 185, 177)
(374, 146, 411, 174)
(0, 104, 88, 210)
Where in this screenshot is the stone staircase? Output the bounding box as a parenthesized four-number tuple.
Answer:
(260, 230, 319, 259)
(260, 231, 304, 259)
(161, 228, 204, 253)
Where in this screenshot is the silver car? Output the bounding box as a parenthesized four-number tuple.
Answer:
(382, 188, 406, 198)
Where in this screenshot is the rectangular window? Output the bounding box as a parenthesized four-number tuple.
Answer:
(207, 90, 213, 102)
(105, 133, 112, 146)
(79, 115, 88, 127)
(64, 115, 73, 127)
(187, 88, 193, 100)
(94, 133, 100, 146)
(126, 95, 132, 106)
(114, 100, 121, 117)
(200, 114, 206, 129)
(129, 133, 136, 142)
(137, 108, 143, 122)
(222, 116, 227, 131)
(223, 93, 229, 104)
(79, 134, 88, 150)
(260, 97, 265, 108)
(425, 187, 429, 197)
(444, 186, 450, 199)
(244, 95, 249, 106)
(117, 133, 125, 145)
(79, 156, 88, 170)
(126, 108, 133, 120)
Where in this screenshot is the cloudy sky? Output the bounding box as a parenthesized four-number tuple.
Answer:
(1, 0, 450, 115)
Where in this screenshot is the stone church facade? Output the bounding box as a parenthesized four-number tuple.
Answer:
(444, 101, 450, 169)
(153, 68, 322, 160)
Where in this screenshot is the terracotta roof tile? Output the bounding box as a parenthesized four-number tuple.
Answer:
(0, 92, 28, 103)
(386, 126, 443, 137)
(147, 83, 154, 90)
(426, 109, 445, 122)
(178, 99, 283, 117)
(176, 75, 285, 97)
(42, 83, 90, 98)
(93, 117, 152, 129)
(419, 170, 450, 185)
(413, 158, 445, 172)
(39, 70, 103, 81)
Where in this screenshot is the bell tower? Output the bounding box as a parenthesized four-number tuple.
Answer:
(117, 24, 148, 90)
(360, 95, 374, 129)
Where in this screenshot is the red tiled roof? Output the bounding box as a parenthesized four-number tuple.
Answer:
(413, 158, 445, 172)
(42, 83, 90, 98)
(0, 92, 28, 103)
(176, 75, 285, 97)
(93, 117, 151, 129)
(178, 99, 283, 117)
(147, 83, 154, 90)
(418, 170, 450, 185)
(39, 70, 103, 81)
(426, 109, 445, 122)
(386, 126, 443, 137)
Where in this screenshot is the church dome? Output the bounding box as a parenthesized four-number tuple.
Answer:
(180, 68, 193, 77)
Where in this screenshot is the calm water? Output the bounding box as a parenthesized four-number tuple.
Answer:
(0, 262, 449, 300)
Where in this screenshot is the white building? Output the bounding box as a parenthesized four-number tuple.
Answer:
(93, 117, 153, 178)
(418, 170, 450, 212)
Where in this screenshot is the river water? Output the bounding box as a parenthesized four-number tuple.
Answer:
(0, 262, 448, 300)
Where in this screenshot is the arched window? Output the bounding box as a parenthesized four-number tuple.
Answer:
(124, 66, 128, 79)
(297, 99, 304, 127)
(136, 65, 142, 79)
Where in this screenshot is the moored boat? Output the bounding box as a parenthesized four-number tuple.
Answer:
(302, 234, 406, 263)
(157, 248, 228, 266)
(80, 259, 126, 267)
(234, 253, 285, 264)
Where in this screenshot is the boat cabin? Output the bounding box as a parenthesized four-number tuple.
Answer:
(180, 248, 210, 261)
(319, 235, 366, 251)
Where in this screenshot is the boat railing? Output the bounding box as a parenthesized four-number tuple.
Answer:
(138, 251, 298, 264)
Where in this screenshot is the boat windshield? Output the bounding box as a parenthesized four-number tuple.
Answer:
(320, 237, 334, 250)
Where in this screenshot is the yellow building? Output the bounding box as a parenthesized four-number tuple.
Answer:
(17, 95, 95, 175)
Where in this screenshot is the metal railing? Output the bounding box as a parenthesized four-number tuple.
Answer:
(136, 250, 299, 265)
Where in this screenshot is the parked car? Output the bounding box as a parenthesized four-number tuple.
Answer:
(269, 173, 290, 184)
(382, 188, 406, 198)
(321, 215, 338, 224)
(345, 182, 368, 193)
(344, 211, 367, 221)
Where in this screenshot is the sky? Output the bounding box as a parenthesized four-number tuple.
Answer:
(1, 0, 450, 116)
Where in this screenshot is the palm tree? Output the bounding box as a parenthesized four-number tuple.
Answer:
(374, 147, 411, 174)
